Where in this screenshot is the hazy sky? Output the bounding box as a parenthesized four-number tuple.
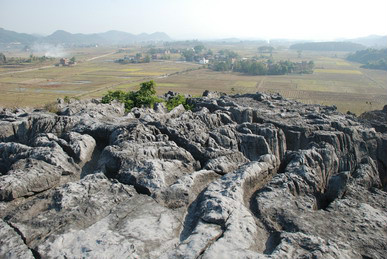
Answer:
(1, 0, 386, 40)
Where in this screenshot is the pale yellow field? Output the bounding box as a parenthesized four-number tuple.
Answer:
(120, 68, 142, 72)
(314, 69, 363, 75)
(233, 81, 257, 88)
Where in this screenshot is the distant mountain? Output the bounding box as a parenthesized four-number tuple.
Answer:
(44, 30, 172, 45)
(0, 27, 38, 44)
(98, 30, 136, 44)
(43, 30, 104, 45)
(138, 32, 171, 42)
(98, 31, 171, 44)
(290, 41, 366, 52)
(0, 28, 172, 46)
(347, 35, 387, 48)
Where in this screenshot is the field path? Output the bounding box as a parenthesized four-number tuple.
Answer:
(86, 52, 115, 61)
(361, 70, 386, 89)
(256, 77, 266, 91)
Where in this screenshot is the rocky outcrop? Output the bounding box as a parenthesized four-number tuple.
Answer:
(360, 104, 387, 133)
(0, 94, 386, 259)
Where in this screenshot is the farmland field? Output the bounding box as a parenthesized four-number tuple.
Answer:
(0, 48, 202, 107)
(0, 47, 386, 115)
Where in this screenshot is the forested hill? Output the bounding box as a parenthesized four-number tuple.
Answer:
(290, 41, 365, 51)
(0, 28, 38, 44)
(0, 28, 171, 45)
(347, 48, 387, 70)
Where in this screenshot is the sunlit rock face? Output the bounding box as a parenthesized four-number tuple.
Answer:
(1, 93, 386, 259)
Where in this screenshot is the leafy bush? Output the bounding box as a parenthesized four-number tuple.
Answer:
(101, 90, 127, 104)
(166, 94, 193, 111)
(44, 102, 59, 114)
(102, 81, 164, 112)
(63, 95, 80, 103)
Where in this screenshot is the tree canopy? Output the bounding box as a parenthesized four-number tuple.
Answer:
(102, 80, 162, 111)
(347, 48, 387, 70)
(194, 44, 205, 53)
(0, 53, 6, 64)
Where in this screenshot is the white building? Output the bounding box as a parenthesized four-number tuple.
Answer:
(199, 57, 209, 64)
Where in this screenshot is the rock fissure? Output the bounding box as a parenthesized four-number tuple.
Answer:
(5, 220, 41, 259)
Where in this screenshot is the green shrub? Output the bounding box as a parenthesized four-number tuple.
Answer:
(166, 94, 193, 111)
(102, 81, 194, 112)
(101, 90, 127, 103)
(64, 96, 71, 103)
(44, 102, 59, 114)
(101, 80, 163, 112)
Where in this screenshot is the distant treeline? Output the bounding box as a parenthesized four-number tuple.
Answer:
(290, 42, 365, 52)
(0, 52, 53, 65)
(211, 59, 314, 75)
(347, 48, 387, 70)
(115, 53, 150, 64)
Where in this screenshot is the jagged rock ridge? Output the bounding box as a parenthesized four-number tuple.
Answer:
(0, 92, 386, 259)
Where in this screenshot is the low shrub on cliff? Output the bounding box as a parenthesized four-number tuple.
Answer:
(102, 80, 191, 112)
(166, 94, 193, 111)
(102, 80, 163, 112)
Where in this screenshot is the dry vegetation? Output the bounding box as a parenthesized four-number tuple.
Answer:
(0, 46, 386, 115)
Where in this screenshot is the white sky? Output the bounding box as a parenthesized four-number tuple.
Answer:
(0, 0, 386, 40)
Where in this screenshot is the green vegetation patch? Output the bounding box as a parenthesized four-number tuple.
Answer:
(101, 80, 192, 112)
(102, 80, 163, 111)
(165, 94, 193, 111)
(347, 48, 387, 70)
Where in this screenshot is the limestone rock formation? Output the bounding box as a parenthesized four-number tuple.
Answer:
(360, 104, 387, 133)
(0, 93, 386, 259)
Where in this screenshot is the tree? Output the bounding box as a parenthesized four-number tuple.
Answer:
(101, 80, 193, 112)
(101, 80, 162, 112)
(148, 48, 157, 55)
(144, 55, 151, 63)
(347, 48, 387, 70)
(194, 44, 205, 53)
(218, 49, 239, 59)
(0, 53, 6, 64)
(258, 46, 274, 56)
(70, 56, 76, 63)
(182, 49, 195, 62)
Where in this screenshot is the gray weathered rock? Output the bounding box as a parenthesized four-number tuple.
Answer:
(97, 140, 198, 195)
(0, 219, 34, 259)
(1, 92, 386, 258)
(0, 159, 62, 201)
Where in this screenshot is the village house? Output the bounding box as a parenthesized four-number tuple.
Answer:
(57, 58, 76, 66)
(198, 57, 209, 64)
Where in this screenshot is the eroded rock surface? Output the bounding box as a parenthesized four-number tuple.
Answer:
(0, 94, 386, 259)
